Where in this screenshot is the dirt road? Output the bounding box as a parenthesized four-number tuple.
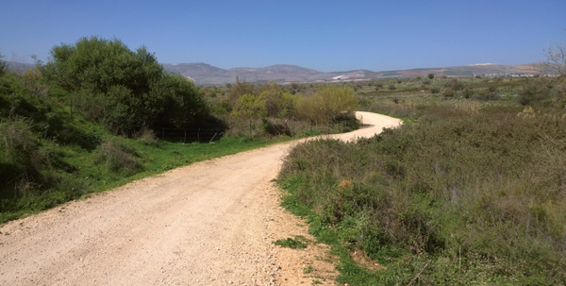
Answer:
(0, 112, 402, 286)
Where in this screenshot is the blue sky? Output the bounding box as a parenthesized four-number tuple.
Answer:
(1, 0, 565, 72)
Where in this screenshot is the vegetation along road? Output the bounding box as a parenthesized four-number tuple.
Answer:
(0, 111, 402, 286)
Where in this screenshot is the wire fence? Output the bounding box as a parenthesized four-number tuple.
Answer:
(150, 127, 225, 143)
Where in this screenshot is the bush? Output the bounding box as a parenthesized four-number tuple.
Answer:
(442, 87, 454, 97)
(297, 85, 358, 125)
(0, 117, 68, 199)
(517, 79, 550, 106)
(227, 77, 254, 106)
(262, 118, 292, 137)
(0, 118, 41, 196)
(41, 36, 209, 135)
(94, 138, 140, 173)
(461, 88, 472, 98)
(231, 93, 267, 118)
(443, 79, 464, 91)
(136, 129, 159, 146)
(258, 81, 300, 118)
(430, 87, 440, 94)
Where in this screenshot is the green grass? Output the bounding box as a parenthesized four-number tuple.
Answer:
(273, 236, 309, 249)
(303, 265, 315, 273)
(0, 134, 286, 223)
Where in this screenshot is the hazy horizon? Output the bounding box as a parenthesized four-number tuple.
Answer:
(1, 0, 564, 73)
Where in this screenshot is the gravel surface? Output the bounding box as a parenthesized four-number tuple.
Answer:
(0, 112, 402, 286)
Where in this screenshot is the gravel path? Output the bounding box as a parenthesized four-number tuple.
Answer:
(0, 112, 402, 286)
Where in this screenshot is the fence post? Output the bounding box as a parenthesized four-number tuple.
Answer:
(162, 128, 164, 139)
(184, 129, 187, 144)
(197, 128, 200, 142)
(209, 133, 217, 143)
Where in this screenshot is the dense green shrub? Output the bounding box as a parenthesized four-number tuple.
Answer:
(228, 81, 300, 119)
(297, 85, 358, 124)
(259, 82, 300, 118)
(41, 36, 209, 135)
(231, 93, 267, 118)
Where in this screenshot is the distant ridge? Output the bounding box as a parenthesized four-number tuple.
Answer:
(4, 60, 539, 85)
(6, 61, 35, 73)
(229, 64, 320, 75)
(162, 62, 540, 85)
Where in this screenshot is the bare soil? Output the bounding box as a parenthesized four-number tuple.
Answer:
(0, 112, 401, 286)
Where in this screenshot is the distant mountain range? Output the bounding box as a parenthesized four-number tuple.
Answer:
(6, 61, 35, 73)
(162, 63, 540, 85)
(6, 61, 540, 86)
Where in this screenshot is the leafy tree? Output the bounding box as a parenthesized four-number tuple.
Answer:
(41, 36, 209, 135)
(231, 93, 267, 118)
(428, 73, 435, 80)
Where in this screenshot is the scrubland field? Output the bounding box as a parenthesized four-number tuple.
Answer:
(277, 75, 566, 284)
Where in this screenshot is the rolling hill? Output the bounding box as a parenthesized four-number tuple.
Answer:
(6, 60, 540, 85)
(162, 63, 540, 85)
